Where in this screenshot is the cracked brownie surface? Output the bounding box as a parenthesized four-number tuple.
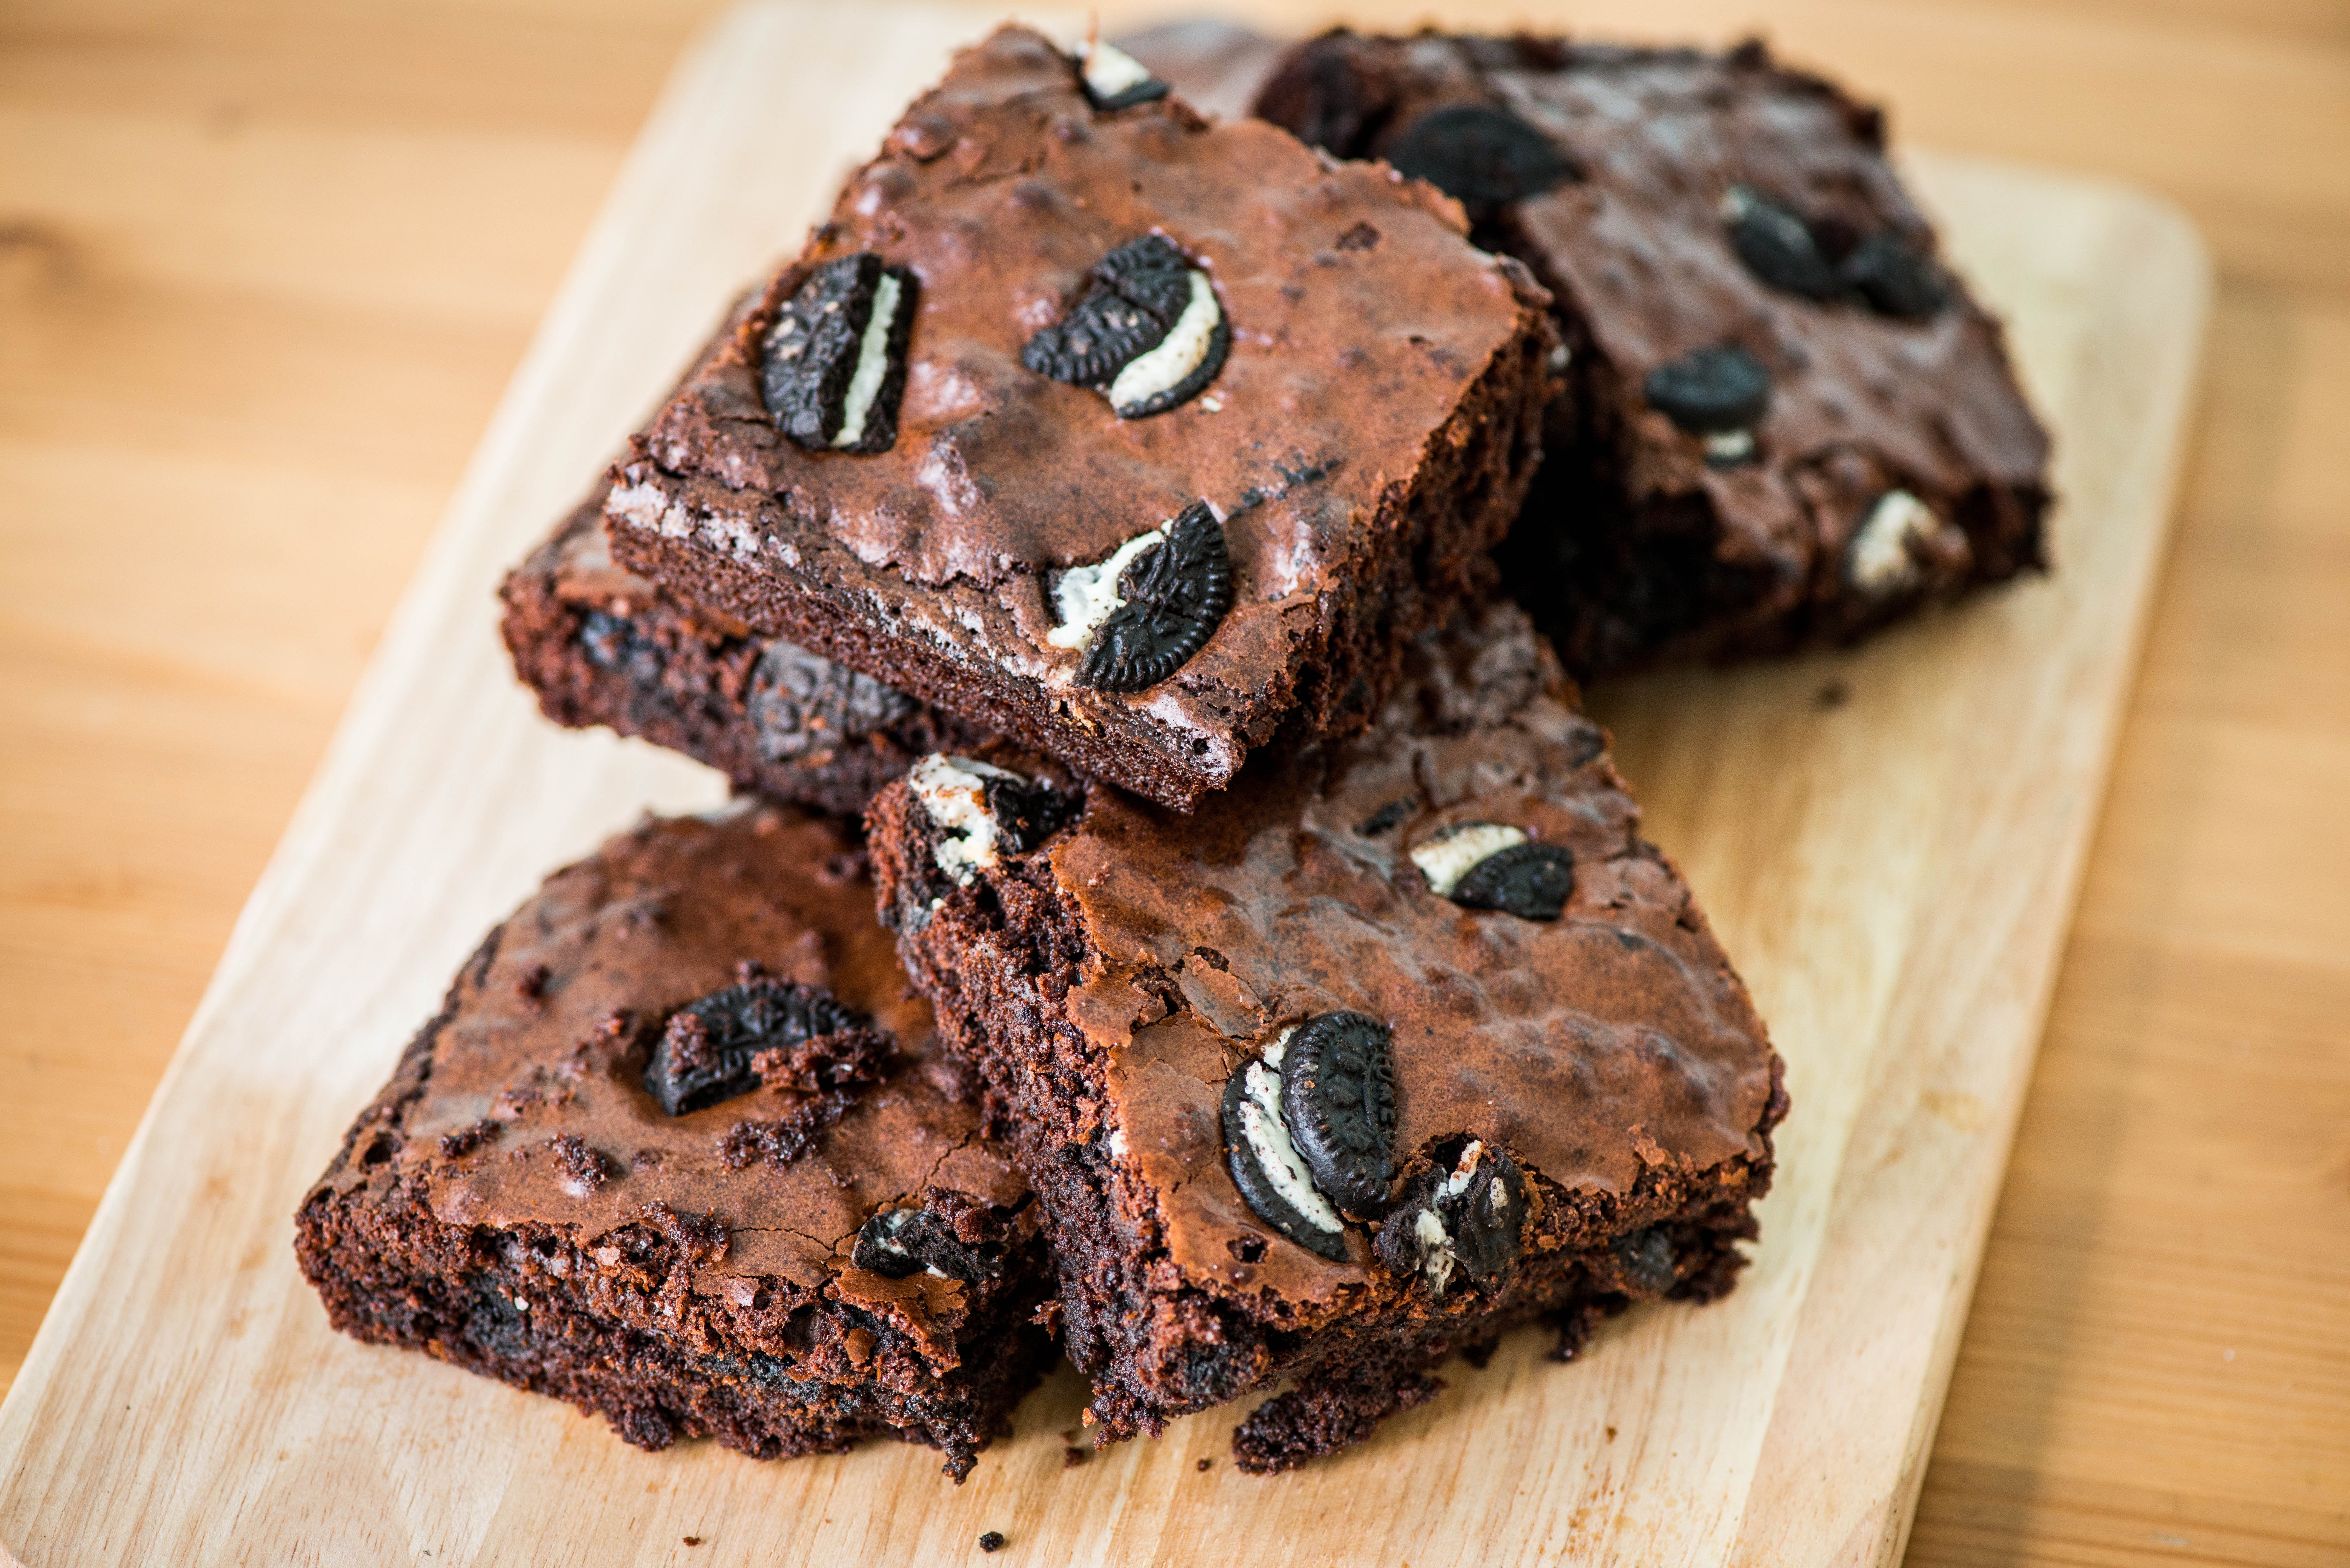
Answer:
(499, 496, 988, 817)
(1253, 31, 2052, 676)
(867, 602, 1786, 1470)
(294, 801, 1054, 1481)
(603, 24, 1556, 810)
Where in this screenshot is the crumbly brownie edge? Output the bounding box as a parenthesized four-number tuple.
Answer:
(867, 785, 1785, 1463)
(603, 265, 1556, 813)
(292, 942, 1057, 1481)
(497, 505, 990, 818)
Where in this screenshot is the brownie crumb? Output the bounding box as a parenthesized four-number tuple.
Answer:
(437, 1119, 498, 1159)
(1062, 1445, 1087, 1468)
(544, 1134, 610, 1195)
(1196, 1457, 1214, 1472)
(682, 1537, 703, 1548)
(717, 1089, 858, 1170)
(978, 1530, 1006, 1552)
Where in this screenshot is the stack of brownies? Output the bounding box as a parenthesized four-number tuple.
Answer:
(296, 22, 2047, 1480)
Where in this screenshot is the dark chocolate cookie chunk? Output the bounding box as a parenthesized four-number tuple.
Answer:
(1375, 1141, 1528, 1295)
(1220, 1060, 1349, 1262)
(906, 755, 1080, 889)
(1841, 230, 1948, 320)
(1384, 102, 1578, 219)
(1450, 841, 1575, 919)
(747, 640, 917, 763)
(1409, 822, 1574, 919)
(1277, 1011, 1399, 1216)
(1722, 186, 1843, 302)
(1643, 345, 1772, 435)
(644, 977, 868, 1116)
(1612, 1226, 1681, 1296)
(761, 253, 918, 454)
(1074, 40, 1172, 111)
(1020, 234, 1230, 418)
(1069, 502, 1234, 693)
(853, 1207, 1003, 1281)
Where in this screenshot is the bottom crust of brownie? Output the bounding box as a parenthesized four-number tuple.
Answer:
(296, 1177, 1057, 1481)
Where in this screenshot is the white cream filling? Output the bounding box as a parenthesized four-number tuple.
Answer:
(1046, 525, 1166, 649)
(831, 272, 902, 449)
(1235, 1052, 1344, 1239)
(1412, 1208, 1456, 1294)
(1108, 270, 1220, 415)
(907, 753, 1022, 885)
(1439, 1140, 1486, 1201)
(1410, 824, 1528, 897)
(1702, 428, 1756, 463)
(1077, 40, 1155, 101)
(1847, 489, 1937, 594)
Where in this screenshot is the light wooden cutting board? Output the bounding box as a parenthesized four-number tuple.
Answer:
(0, 4, 2209, 1564)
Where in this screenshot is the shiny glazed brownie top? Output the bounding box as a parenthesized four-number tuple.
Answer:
(357, 803, 1027, 1321)
(1256, 32, 2048, 545)
(1026, 603, 1779, 1309)
(618, 25, 1545, 653)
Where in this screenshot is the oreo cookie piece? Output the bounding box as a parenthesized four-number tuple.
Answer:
(1644, 344, 1771, 466)
(1841, 230, 1949, 321)
(1375, 1141, 1528, 1296)
(1021, 234, 1230, 418)
(1060, 501, 1234, 693)
(1411, 823, 1575, 920)
(1721, 186, 1843, 302)
(1612, 1226, 1681, 1296)
(1074, 39, 1171, 112)
(644, 977, 868, 1116)
(761, 253, 918, 454)
(1220, 1041, 1349, 1262)
(1277, 1011, 1399, 1216)
(852, 1207, 1002, 1282)
(906, 755, 1079, 886)
(1384, 103, 1578, 220)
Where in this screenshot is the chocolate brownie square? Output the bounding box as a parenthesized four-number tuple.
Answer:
(294, 801, 1055, 1481)
(1255, 32, 2052, 676)
(867, 602, 1785, 1470)
(500, 495, 987, 817)
(603, 25, 1556, 811)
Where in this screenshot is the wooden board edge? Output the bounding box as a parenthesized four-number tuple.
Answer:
(1733, 182, 2214, 1568)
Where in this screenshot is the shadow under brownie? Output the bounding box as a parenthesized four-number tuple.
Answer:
(500, 496, 986, 817)
(1253, 30, 2051, 677)
(294, 801, 1055, 1481)
(603, 24, 1556, 811)
(867, 602, 1786, 1470)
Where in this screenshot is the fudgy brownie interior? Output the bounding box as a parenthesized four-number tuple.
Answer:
(500, 495, 988, 817)
(1254, 31, 2052, 675)
(867, 602, 1785, 1470)
(295, 801, 1056, 1481)
(603, 25, 1557, 810)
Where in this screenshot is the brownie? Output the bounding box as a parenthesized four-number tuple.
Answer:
(293, 801, 1056, 1481)
(1254, 32, 2053, 676)
(500, 495, 988, 816)
(866, 601, 1786, 1470)
(602, 25, 1557, 811)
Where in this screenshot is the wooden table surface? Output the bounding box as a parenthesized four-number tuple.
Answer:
(2, 0, 2343, 1562)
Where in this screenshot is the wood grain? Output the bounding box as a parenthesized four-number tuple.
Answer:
(1, 0, 2342, 1563)
(0, 4, 2214, 1563)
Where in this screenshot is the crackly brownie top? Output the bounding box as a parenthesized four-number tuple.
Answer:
(1256, 32, 2047, 519)
(343, 803, 1027, 1319)
(1009, 603, 1778, 1310)
(616, 25, 1544, 682)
